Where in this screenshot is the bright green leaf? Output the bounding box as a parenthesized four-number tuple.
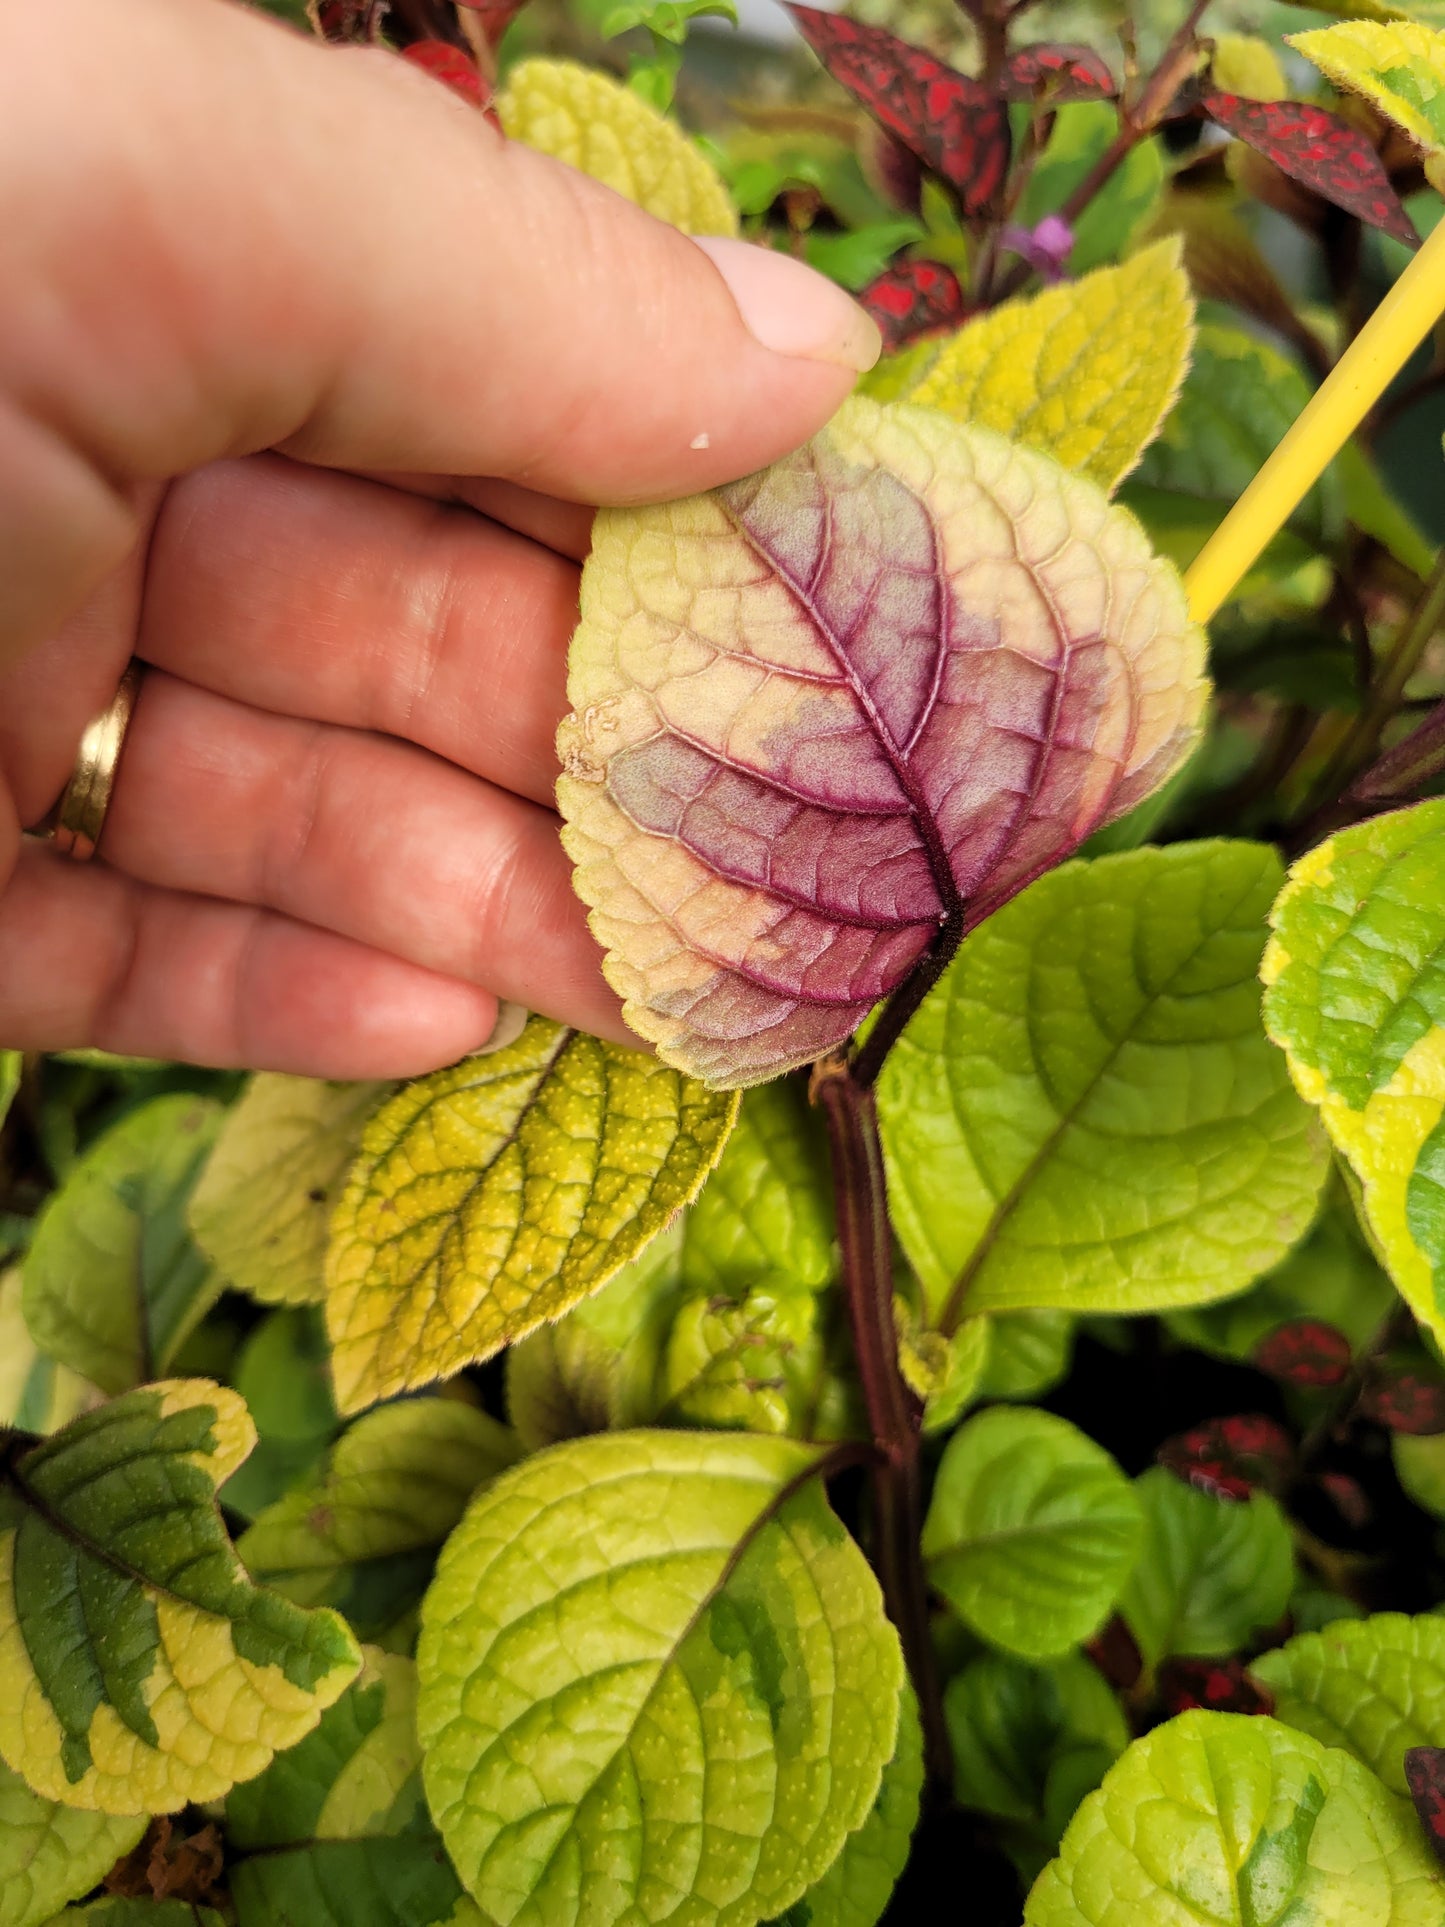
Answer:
(877, 842, 1329, 1326)
(921, 1408, 1142, 1660)
(1394, 1429, 1445, 1514)
(188, 1075, 390, 1307)
(226, 1647, 483, 1927)
(234, 1306, 337, 1448)
(1120, 1467, 1295, 1667)
(1, 1050, 19, 1132)
(907, 240, 1193, 494)
(1252, 1612, 1445, 1795)
(1263, 800, 1445, 1346)
(237, 1397, 519, 1640)
(325, 1015, 738, 1412)
(1026, 1709, 1445, 1924)
(980, 1312, 1074, 1403)
(0, 1759, 146, 1927)
(683, 1081, 835, 1296)
(1292, 18, 1445, 169)
(0, 1266, 103, 1436)
(762, 1686, 923, 1927)
(658, 1282, 844, 1435)
(1016, 103, 1164, 276)
(0, 1380, 361, 1813)
(417, 1430, 903, 1927)
(496, 57, 738, 235)
(22, 1096, 224, 1394)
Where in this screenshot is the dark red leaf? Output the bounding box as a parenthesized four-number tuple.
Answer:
(857, 258, 968, 351)
(1158, 1413, 1294, 1500)
(1085, 1615, 1143, 1692)
(788, 5, 1010, 215)
(1406, 1747, 1445, 1864)
(1203, 92, 1418, 248)
(1360, 1362, 1445, 1435)
(1318, 1470, 1372, 1530)
(454, 0, 529, 42)
(401, 41, 488, 107)
(1001, 44, 1116, 103)
(1253, 1319, 1353, 1389)
(1158, 1657, 1275, 1719)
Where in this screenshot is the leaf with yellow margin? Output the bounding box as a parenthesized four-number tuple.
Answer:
(0, 1266, 103, 1436)
(1291, 18, 1445, 184)
(0, 1380, 360, 1814)
(325, 1014, 738, 1412)
(904, 239, 1193, 494)
(496, 57, 738, 235)
(0, 1759, 145, 1927)
(1263, 799, 1445, 1346)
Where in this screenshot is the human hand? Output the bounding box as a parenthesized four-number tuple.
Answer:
(0, 0, 878, 1077)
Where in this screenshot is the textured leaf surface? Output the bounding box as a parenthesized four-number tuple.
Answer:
(0, 1381, 360, 1812)
(417, 1430, 903, 1927)
(189, 1076, 389, 1307)
(0, 1760, 146, 1927)
(1157, 1414, 1294, 1502)
(496, 57, 736, 235)
(1361, 1359, 1445, 1433)
(237, 1399, 518, 1638)
(1254, 1613, 1445, 1794)
(1026, 1709, 1445, 1925)
(787, 6, 1009, 215)
(876, 842, 1328, 1325)
(1292, 19, 1445, 162)
(906, 241, 1194, 494)
(0, 1266, 102, 1436)
(1263, 800, 1445, 1346)
(326, 1014, 737, 1409)
(1001, 45, 1116, 103)
(1254, 1319, 1354, 1388)
(762, 1687, 923, 1927)
(1406, 1747, 1445, 1867)
(22, 1097, 224, 1394)
(1120, 1467, 1294, 1666)
(226, 1648, 482, 1927)
(856, 258, 967, 353)
(558, 397, 1206, 1088)
(683, 1080, 835, 1296)
(921, 1408, 1141, 1659)
(1124, 321, 1342, 575)
(1203, 90, 1417, 245)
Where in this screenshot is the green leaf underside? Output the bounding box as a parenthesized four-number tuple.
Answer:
(0, 1381, 360, 1813)
(1120, 1468, 1295, 1667)
(1252, 1612, 1445, 1796)
(761, 1686, 923, 1927)
(325, 1016, 738, 1412)
(189, 1075, 392, 1307)
(921, 1408, 1142, 1661)
(1263, 800, 1445, 1341)
(0, 1758, 146, 1927)
(878, 842, 1328, 1326)
(417, 1430, 903, 1927)
(237, 1398, 520, 1633)
(22, 1098, 225, 1395)
(1025, 1710, 1445, 1924)
(226, 1648, 482, 1927)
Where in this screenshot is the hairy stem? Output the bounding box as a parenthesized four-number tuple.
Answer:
(812, 1056, 952, 1789)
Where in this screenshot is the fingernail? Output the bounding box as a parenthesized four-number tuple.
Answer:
(693, 236, 882, 374)
(472, 998, 529, 1057)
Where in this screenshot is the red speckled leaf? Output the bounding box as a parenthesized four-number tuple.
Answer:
(1086, 1616, 1143, 1692)
(1204, 92, 1417, 247)
(1158, 1414, 1294, 1500)
(400, 42, 488, 107)
(1002, 44, 1117, 103)
(1253, 1318, 1353, 1389)
(858, 258, 968, 351)
(1360, 1362, 1445, 1435)
(1158, 1657, 1275, 1719)
(1406, 1747, 1445, 1866)
(557, 398, 1207, 1086)
(1317, 1470, 1371, 1530)
(788, 5, 1010, 215)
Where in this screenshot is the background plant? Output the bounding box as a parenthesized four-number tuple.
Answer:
(8, 0, 1445, 1921)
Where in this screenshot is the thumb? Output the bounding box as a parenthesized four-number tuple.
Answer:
(2, 0, 878, 650)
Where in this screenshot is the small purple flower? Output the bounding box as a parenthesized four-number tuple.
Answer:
(999, 214, 1075, 282)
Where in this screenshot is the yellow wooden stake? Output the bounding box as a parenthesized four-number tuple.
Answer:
(1184, 215, 1445, 626)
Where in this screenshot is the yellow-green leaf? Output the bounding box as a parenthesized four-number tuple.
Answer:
(0, 1760, 145, 1927)
(496, 57, 738, 235)
(0, 1380, 361, 1814)
(0, 1266, 103, 1436)
(1211, 33, 1290, 100)
(1262, 800, 1445, 1346)
(1291, 18, 1445, 169)
(905, 239, 1193, 493)
(325, 1015, 738, 1412)
(189, 1076, 391, 1307)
